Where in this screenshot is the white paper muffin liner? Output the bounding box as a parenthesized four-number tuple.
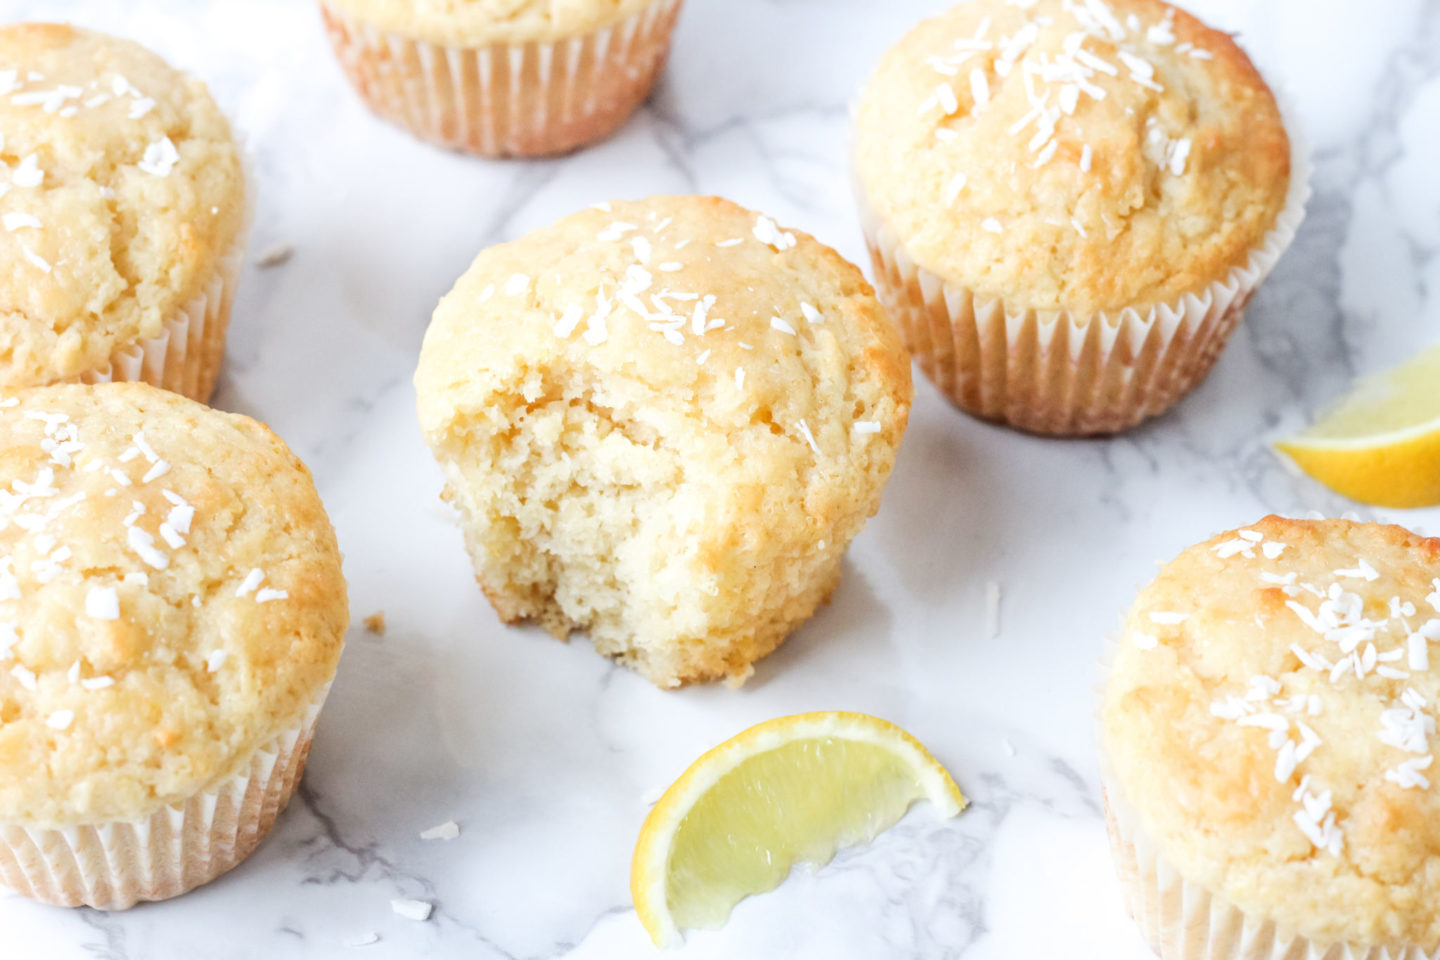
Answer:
(319, 0, 683, 157)
(855, 100, 1311, 436)
(1095, 632, 1436, 960)
(0, 685, 329, 911)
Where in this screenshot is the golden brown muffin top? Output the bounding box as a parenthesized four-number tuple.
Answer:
(1103, 516, 1440, 947)
(0, 24, 245, 389)
(855, 0, 1291, 314)
(0, 384, 347, 827)
(322, 0, 660, 45)
(416, 194, 912, 478)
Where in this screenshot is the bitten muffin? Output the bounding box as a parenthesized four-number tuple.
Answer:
(0, 383, 348, 909)
(319, 0, 684, 157)
(0, 24, 247, 401)
(1100, 516, 1440, 958)
(415, 195, 912, 688)
(854, 0, 1304, 435)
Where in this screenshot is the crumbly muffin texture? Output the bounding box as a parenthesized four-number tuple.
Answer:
(415, 196, 911, 688)
(0, 24, 245, 389)
(855, 0, 1291, 314)
(321, 0, 659, 44)
(1103, 516, 1440, 948)
(0, 384, 347, 827)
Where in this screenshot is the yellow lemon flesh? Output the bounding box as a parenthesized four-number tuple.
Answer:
(1276, 346, 1440, 508)
(631, 711, 966, 948)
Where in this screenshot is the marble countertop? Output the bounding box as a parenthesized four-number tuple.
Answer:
(3, 0, 1439, 956)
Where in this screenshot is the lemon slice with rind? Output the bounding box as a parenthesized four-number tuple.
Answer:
(631, 711, 966, 948)
(1276, 346, 1440, 508)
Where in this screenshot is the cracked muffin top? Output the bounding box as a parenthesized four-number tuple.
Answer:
(1102, 516, 1440, 948)
(854, 0, 1291, 313)
(414, 195, 911, 687)
(0, 24, 244, 388)
(0, 384, 346, 827)
(320, 0, 660, 45)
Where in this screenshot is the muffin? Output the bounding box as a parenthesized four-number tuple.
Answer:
(1099, 516, 1440, 958)
(0, 383, 348, 909)
(0, 24, 248, 403)
(854, 0, 1307, 435)
(319, 0, 684, 157)
(415, 195, 912, 687)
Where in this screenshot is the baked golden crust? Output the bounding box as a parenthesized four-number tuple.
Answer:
(855, 0, 1290, 314)
(1103, 516, 1440, 948)
(0, 384, 347, 827)
(416, 195, 911, 687)
(0, 24, 245, 389)
(320, 0, 659, 45)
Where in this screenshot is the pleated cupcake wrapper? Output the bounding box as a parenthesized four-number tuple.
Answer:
(319, 0, 683, 157)
(1094, 633, 1432, 960)
(0, 685, 329, 911)
(855, 98, 1311, 436)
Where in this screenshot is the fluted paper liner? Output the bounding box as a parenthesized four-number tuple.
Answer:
(0, 686, 329, 910)
(856, 102, 1310, 436)
(1095, 632, 1436, 960)
(319, 0, 683, 157)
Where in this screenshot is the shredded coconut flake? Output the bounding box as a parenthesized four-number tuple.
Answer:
(796, 419, 821, 456)
(770, 317, 796, 336)
(985, 581, 1002, 637)
(137, 137, 180, 177)
(235, 568, 265, 598)
(753, 216, 797, 251)
(84, 586, 120, 621)
(420, 820, 461, 841)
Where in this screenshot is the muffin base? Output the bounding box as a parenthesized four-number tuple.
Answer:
(855, 108, 1310, 436)
(0, 687, 328, 910)
(319, 0, 683, 157)
(1095, 635, 1436, 960)
(476, 558, 843, 689)
(75, 233, 244, 404)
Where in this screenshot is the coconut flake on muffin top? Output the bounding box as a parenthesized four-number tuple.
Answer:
(1103, 516, 1440, 947)
(854, 0, 1291, 313)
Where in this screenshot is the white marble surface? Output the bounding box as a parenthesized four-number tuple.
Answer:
(2, 0, 1439, 956)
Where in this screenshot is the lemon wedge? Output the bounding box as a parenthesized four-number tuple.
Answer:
(1276, 346, 1440, 508)
(630, 711, 966, 948)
